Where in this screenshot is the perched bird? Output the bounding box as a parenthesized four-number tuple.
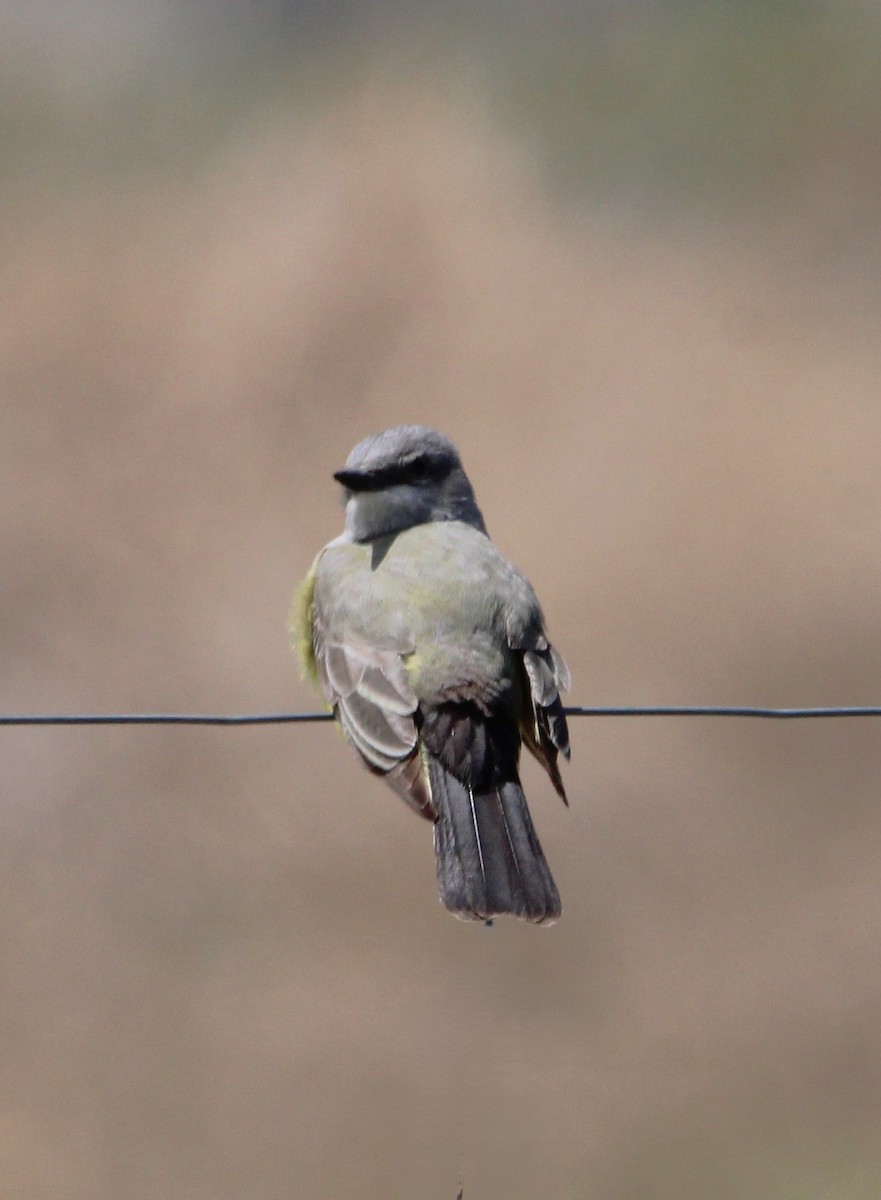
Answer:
(292, 425, 570, 923)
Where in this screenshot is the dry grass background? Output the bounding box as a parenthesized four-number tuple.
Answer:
(2, 5, 881, 1198)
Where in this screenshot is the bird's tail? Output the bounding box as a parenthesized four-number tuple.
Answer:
(428, 757, 561, 925)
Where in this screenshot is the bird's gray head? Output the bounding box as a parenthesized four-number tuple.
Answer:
(334, 425, 488, 543)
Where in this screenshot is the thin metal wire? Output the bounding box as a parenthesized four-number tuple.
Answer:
(2, 705, 881, 726)
(564, 705, 881, 719)
(0, 712, 334, 726)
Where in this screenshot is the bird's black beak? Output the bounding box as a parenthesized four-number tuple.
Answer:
(333, 468, 372, 492)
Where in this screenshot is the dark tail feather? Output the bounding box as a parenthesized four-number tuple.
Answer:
(428, 758, 561, 925)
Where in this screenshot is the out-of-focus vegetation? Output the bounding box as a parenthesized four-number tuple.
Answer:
(497, 3, 881, 206)
(6, 2, 881, 214)
(2, 3, 881, 1199)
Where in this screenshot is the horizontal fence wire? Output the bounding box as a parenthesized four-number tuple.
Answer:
(3, 706, 881, 726)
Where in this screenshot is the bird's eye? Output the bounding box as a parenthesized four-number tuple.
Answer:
(407, 456, 432, 482)
(406, 454, 449, 485)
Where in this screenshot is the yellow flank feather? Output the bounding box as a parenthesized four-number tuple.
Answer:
(289, 557, 319, 684)
(401, 648, 421, 690)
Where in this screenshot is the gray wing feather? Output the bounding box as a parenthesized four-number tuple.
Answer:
(323, 642, 417, 713)
(338, 690, 415, 762)
(316, 635, 434, 819)
(336, 702, 402, 773)
(519, 641, 571, 801)
(523, 649, 558, 706)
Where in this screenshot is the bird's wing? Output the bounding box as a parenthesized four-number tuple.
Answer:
(517, 635, 571, 805)
(312, 616, 435, 820)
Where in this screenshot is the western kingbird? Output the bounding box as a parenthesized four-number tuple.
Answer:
(292, 425, 570, 923)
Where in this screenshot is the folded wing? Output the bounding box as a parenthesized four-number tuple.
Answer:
(315, 636, 435, 819)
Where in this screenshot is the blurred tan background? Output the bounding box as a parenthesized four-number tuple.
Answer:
(2, 2, 881, 1197)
